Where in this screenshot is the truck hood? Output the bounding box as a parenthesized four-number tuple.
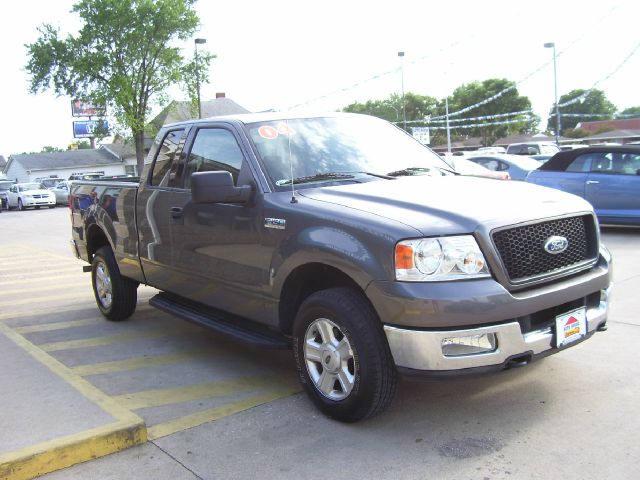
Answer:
(297, 176, 593, 236)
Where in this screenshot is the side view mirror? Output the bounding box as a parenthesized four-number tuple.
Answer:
(191, 171, 252, 204)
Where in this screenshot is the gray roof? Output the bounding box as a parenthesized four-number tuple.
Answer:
(0, 155, 6, 170)
(493, 133, 560, 146)
(581, 129, 640, 141)
(8, 148, 120, 171)
(100, 143, 137, 160)
(149, 98, 250, 130)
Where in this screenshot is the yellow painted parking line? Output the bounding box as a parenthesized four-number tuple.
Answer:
(0, 261, 80, 271)
(147, 386, 300, 440)
(14, 318, 99, 334)
(0, 244, 81, 263)
(39, 326, 197, 352)
(0, 321, 146, 479)
(0, 272, 85, 288)
(0, 296, 156, 322)
(72, 350, 214, 376)
(1, 282, 89, 297)
(0, 291, 94, 309)
(113, 376, 270, 410)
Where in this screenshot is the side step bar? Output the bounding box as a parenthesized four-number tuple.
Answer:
(149, 293, 290, 350)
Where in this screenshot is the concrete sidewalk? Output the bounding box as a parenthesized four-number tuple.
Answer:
(0, 321, 146, 480)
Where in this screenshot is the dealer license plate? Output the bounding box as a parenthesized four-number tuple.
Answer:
(555, 307, 587, 348)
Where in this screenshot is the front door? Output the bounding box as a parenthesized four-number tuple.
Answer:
(169, 124, 270, 323)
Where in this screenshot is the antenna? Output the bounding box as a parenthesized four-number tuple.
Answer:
(287, 118, 298, 204)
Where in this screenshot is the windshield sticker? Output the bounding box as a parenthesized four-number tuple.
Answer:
(277, 123, 295, 136)
(258, 125, 279, 140)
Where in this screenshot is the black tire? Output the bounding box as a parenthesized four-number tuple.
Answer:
(91, 246, 138, 321)
(292, 287, 398, 422)
(48, 205, 56, 209)
(18, 199, 25, 211)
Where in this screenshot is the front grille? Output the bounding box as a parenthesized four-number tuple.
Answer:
(492, 215, 598, 283)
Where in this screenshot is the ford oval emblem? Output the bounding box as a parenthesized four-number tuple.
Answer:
(544, 236, 569, 255)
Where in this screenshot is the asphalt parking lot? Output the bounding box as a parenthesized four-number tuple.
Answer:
(1, 207, 639, 480)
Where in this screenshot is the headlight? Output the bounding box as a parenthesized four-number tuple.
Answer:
(395, 235, 490, 281)
(25, 195, 33, 198)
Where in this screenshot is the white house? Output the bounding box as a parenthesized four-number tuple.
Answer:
(3, 145, 138, 184)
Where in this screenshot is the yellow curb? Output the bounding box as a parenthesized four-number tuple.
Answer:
(0, 420, 146, 480)
(0, 322, 148, 479)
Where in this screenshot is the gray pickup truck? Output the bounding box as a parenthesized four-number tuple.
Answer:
(70, 113, 612, 422)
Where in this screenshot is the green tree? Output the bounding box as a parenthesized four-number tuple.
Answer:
(343, 93, 438, 128)
(440, 78, 538, 146)
(619, 106, 640, 117)
(41, 146, 64, 153)
(25, 0, 212, 173)
(547, 89, 616, 135)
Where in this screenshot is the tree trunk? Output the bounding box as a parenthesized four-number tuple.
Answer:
(134, 130, 146, 176)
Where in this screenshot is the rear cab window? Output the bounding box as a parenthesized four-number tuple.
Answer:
(148, 128, 187, 187)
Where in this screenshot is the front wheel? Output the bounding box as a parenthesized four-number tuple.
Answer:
(91, 246, 138, 321)
(293, 287, 397, 422)
(18, 199, 25, 211)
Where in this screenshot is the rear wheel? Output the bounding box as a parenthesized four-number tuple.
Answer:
(293, 287, 397, 422)
(91, 246, 138, 321)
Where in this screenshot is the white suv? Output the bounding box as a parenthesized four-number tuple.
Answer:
(506, 142, 560, 156)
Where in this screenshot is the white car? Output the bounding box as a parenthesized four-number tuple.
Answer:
(7, 183, 56, 210)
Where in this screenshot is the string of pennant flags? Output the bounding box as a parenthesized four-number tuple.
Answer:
(405, 116, 536, 131)
(421, 109, 533, 124)
(283, 6, 635, 121)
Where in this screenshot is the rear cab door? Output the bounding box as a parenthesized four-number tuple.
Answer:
(136, 126, 190, 290)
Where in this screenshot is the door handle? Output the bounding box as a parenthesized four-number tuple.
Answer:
(170, 206, 183, 218)
(586, 180, 599, 185)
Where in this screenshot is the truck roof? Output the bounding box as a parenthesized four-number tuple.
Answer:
(164, 111, 358, 128)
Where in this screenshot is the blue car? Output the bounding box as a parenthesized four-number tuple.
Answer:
(466, 153, 541, 181)
(526, 146, 640, 226)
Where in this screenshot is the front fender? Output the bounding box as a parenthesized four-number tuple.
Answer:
(270, 225, 391, 297)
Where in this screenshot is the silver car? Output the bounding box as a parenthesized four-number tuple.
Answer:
(50, 181, 72, 205)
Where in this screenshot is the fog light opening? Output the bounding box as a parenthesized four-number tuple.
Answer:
(441, 333, 497, 357)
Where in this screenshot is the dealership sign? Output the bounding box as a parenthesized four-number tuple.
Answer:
(71, 100, 106, 117)
(412, 126, 430, 145)
(73, 120, 109, 138)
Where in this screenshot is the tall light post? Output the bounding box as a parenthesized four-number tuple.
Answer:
(194, 38, 207, 119)
(398, 51, 406, 130)
(544, 42, 560, 144)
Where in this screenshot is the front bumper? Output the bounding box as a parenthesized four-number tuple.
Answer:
(368, 248, 612, 375)
(384, 284, 611, 375)
(22, 197, 55, 207)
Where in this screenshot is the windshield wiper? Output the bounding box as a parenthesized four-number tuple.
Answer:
(387, 167, 432, 177)
(277, 172, 355, 186)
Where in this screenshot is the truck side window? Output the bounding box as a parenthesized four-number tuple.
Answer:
(149, 129, 185, 187)
(184, 128, 244, 189)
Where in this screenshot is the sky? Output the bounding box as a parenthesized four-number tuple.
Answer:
(1, 0, 639, 158)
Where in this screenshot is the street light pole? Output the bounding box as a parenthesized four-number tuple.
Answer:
(544, 42, 560, 144)
(194, 38, 207, 119)
(398, 51, 406, 130)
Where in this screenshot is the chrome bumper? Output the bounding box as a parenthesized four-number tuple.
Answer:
(384, 285, 611, 372)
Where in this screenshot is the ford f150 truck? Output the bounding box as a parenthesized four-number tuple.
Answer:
(70, 113, 612, 422)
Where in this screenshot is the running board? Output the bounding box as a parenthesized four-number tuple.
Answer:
(149, 293, 290, 350)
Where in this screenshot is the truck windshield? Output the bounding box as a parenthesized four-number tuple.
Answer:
(247, 116, 451, 190)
